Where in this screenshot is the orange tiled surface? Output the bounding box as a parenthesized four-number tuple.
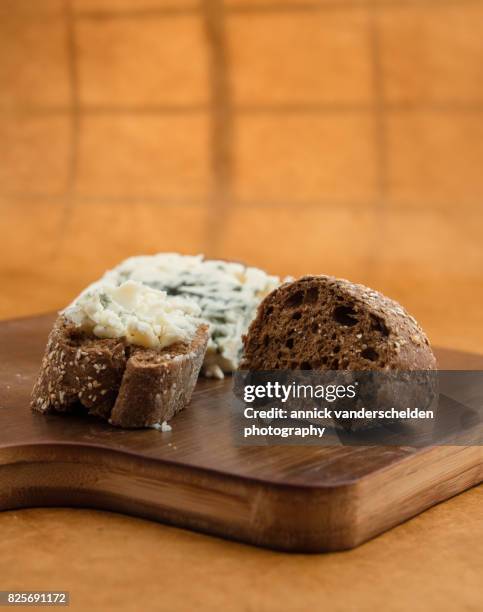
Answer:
(234, 113, 379, 204)
(76, 15, 209, 106)
(227, 10, 374, 105)
(0, 0, 482, 356)
(0, 115, 71, 194)
(0, 1, 65, 17)
(379, 4, 483, 104)
(75, 114, 212, 199)
(0, 14, 70, 109)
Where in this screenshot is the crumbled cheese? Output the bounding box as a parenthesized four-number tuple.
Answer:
(151, 421, 172, 432)
(100, 253, 281, 376)
(63, 280, 200, 349)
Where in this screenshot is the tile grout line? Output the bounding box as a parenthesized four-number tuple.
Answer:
(75, 6, 199, 20)
(201, 0, 235, 257)
(365, 2, 389, 282)
(369, 5, 389, 202)
(0, 105, 208, 116)
(236, 102, 483, 113)
(73, 0, 483, 20)
(5, 102, 483, 117)
(227, 0, 483, 13)
(54, 0, 81, 260)
(1, 193, 482, 212)
(66, 0, 81, 197)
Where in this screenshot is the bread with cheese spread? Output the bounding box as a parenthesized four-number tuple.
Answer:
(31, 281, 209, 428)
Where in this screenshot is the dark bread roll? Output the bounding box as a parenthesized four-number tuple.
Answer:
(31, 316, 209, 428)
(240, 275, 436, 371)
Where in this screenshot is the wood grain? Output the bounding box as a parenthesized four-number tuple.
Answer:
(0, 314, 481, 552)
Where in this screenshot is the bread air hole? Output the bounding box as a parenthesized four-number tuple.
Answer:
(286, 337, 294, 349)
(286, 287, 319, 308)
(333, 305, 359, 327)
(305, 287, 319, 303)
(370, 314, 389, 337)
(286, 291, 304, 308)
(361, 347, 378, 361)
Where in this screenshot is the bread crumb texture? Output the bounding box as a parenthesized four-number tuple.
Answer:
(241, 275, 436, 371)
(31, 317, 209, 428)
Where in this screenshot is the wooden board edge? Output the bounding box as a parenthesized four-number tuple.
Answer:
(353, 445, 482, 546)
(0, 443, 481, 552)
(0, 443, 361, 552)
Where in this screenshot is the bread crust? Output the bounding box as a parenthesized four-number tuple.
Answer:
(241, 275, 437, 371)
(31, 316, 209, 428)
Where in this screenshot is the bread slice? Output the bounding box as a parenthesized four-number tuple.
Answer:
(241, 275, 436, 371)
(31, 316, 209, 428)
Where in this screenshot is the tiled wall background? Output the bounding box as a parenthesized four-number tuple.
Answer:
(1, 0, 482, 351)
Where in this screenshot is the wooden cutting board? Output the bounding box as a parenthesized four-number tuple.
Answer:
(0, 314, 481, 552)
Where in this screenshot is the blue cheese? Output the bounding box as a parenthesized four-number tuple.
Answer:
(101, 254, 281, 377)
(63, 280, 201, 350)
